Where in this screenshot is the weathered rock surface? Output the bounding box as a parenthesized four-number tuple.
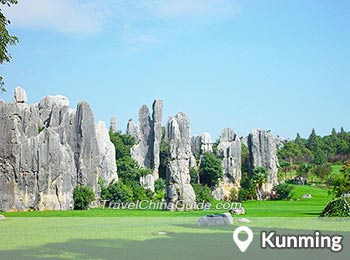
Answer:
(248, 129, 279, 191)
(109, 117, 118, 133)
(152, 100, 163, 180)
(191, 132, 213, 158)
(0, 88, 117, 212)
(126, 119, 141, 142)
(128, 100, 163, 191)
(165, 112, 196, 210)
(14, 86, 28, 103)
(212, 128, 241, 201)
(95, 121, 118, 185)
(198, 213, 233, 227)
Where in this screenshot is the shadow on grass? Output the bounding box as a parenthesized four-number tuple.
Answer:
(1, 228, 350, 260)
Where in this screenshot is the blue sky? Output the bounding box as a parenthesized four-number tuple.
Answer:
(1, 0, 349, 140)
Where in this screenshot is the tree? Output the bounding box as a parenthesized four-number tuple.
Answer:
(199, 152, 223, 188)
(238, 173, 256, 201)
(272, 183, 293, 200)
(73, 185, 95, 210)
(1, 0, 18, 92)
(327, 161, 350, 198)
(252, 166, 267, 199)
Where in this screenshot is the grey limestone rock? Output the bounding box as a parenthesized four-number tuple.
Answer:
(191, 132, 213, 158)
(212, 128, 241, 201)
(0, 88, 117, 212)
(95, 121, 118, 185)
(128, 100, 163, 191)
(14, 86, 28, 104)
(165, 112, 196, 210)
(248, 129, 279, 192)
(198, 213, 233, 227)
(110, 117, 118, 133)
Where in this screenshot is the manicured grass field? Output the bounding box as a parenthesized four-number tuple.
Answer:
(1, 185, 349, 260)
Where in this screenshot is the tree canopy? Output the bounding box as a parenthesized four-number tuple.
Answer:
(0, 0, 18, 92)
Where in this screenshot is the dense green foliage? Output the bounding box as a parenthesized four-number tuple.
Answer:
(238, 173, 257, 201)
(280, 128, 350, 165)
(199, 152, 223, 188)
(102, 131, 159, 204)
(73, 186, 95, 210)
(272, 183, 293, 200)
(0, 0, 18, 91)
(189, 166, 199, 185)
(327, 161, 350, 197)
(101, 181, 134, 203)
(320, 197, 350, 217)
(192, 184, 212, 203)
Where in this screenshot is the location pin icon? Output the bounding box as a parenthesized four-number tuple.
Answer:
(233, 226, 254, 253)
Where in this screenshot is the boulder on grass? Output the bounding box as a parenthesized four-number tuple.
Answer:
(302, 194, 312, 199)
(230, 207, 245, 215)
(0, 215, 6, 220)
(198, 213, 233, 227)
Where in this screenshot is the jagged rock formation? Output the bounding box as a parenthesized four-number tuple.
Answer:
(109, 117, 118, 133)
(248, 129, 279, 191)
(126, 119, 141, 141)
(165, 112, 196, 210)
(212, 128, 241, 200)
(127, 100, 163, 192)
(0, 88, 117, 212)
(191, 132, 213, 158)
(95, 121, 118, 184)
(14, 86, 28, 103)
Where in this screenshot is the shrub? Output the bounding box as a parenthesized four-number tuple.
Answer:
(272, 183, 293, 200)
(103, 181, 134, 203)
(73, 185, 95, 210)
(189, 167, 199, 185)
(229, 187, 238, 202)
(192, 184, 212, 203)
(313, 164, 332, 180)
(199, 153, 223, 188)
(238, 173, 256, 201)
(320, 197, 350, 217)
(154, 178, 166, 193)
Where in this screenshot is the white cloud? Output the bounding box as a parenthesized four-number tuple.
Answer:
(2, 0, 109, 35)
(2, 0, 238, 39)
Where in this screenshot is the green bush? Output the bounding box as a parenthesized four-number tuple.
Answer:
(320, 197, 350, 217)
(73, 185, 95, 210)
(154, 178, 166, 193)
(272, 183, 293, 200)
(192, 184, 212, 203)
(238, 173, 256, 201)
(199, 152, 223, 188)
(229, 187, 238, 202)
(103, 181, 134, 203)
(313, 164, 332, 180)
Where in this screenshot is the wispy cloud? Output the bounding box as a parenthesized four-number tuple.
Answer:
(2, 0, 109, 35)
(2, 0, 239, 45)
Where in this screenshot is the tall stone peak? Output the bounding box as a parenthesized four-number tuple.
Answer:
(191, 132, 213, 158)
(110, 117, 118, 133)
(0, 88, 117, 212)
(128, 100, 163, 191)
(212, 128, 241, 201)
(248, 129, 279, 192)
(165, 112, 196, 210)
(14, 86, 28, 104)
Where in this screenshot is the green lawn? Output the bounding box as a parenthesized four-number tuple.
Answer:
(1, 185, 349, 260)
